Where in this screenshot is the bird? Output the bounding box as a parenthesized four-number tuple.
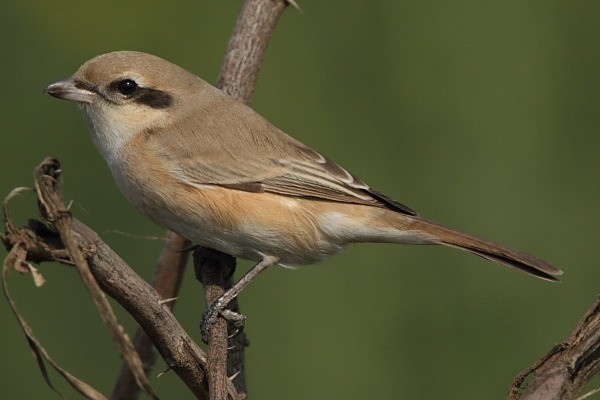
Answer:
(45, 51, 562, 338)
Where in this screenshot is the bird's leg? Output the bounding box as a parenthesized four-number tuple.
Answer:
(201, 256, 278, 343)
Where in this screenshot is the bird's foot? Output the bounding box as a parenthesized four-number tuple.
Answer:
(201, 299, 246, 343)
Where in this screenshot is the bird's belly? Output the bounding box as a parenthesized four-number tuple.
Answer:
(168, 215, 344, 266)
(155, 200, 344, 266)
(111, 167, 344, 265)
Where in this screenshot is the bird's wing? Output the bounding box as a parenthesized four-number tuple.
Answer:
(224, 143, 417, 215)
(151, 100, 418, 216)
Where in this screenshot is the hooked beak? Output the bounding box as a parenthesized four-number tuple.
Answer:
(45, 78, 97, 104)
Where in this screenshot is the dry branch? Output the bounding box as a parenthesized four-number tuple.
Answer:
(194, 0, 292, 399)
(111, 231, 189, 400)
(509, 296, 600, 399)
(3, 158, 212, 399)
(194, 249, 238, 400)
(36, 159, 159, 399)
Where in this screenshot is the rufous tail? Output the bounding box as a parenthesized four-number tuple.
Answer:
(408, 219, 563, 281)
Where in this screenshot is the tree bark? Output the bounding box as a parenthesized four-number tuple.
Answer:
(195, 1, 291, 399)
(509, 296, 600, 400)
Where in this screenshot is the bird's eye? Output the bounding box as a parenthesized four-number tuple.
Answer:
(115, 79, 139, 96)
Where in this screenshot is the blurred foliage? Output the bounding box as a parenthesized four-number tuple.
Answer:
(1, 1, 599, 399)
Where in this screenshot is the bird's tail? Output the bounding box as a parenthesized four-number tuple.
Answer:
(405, 218, 563, 281)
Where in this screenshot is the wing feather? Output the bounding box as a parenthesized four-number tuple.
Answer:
(148, 97, 418, 216)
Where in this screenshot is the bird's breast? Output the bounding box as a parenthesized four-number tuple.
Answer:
(107, 141, 345, 264)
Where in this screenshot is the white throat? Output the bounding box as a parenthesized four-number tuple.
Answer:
(81, 104, 133, 166)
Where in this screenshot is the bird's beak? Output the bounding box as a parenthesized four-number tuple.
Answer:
(45, 78, 97, 104)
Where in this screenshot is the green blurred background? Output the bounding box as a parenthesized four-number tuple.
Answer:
(1, 1, 599, 399)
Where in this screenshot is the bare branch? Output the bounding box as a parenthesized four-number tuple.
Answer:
(3, 158, 210, 399)
(76, 217, 211, 399)
(35, 159, 158, 400)
(194, 249, 238, 400)
(510, 296, 600, 400)
(111, 231, 190, 400)
(216, 0, 289, 103)
(194, 0, 292, 398)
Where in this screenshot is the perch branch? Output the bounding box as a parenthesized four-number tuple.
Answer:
(2, 158, 216, 399)
(195, 0, 292, 399)
(110, 231, 189, 400)
(509, 295, 600, 400)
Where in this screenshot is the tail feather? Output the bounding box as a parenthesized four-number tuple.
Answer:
(408, 219, 563, 282)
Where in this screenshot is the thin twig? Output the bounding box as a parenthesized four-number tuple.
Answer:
(3, 158, 212, 398)
(110, 231, 190, 400)
(196, 0, 292, 398)
(575, 387, 600, 400)
(195, 249, 237, 400)
(510, 296, 600, 400)
(34, 159, 158, 400)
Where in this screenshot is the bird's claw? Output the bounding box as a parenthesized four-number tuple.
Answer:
(201, 301, 246, 343)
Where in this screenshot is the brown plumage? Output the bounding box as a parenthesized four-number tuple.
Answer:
(45, 51, 562, 289)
